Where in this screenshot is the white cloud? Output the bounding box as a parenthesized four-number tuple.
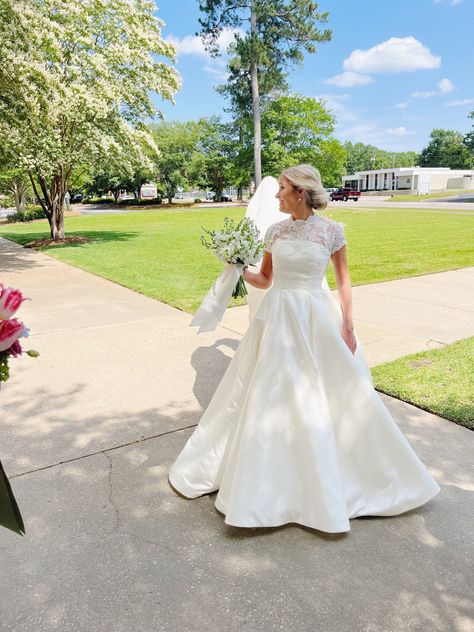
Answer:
(166, 28, 243, 83)
(343, 37, 441, 74)
(167, 28, 242, 59)
(387, 126, 414, 136)
(167, 34, 207, 57)
(203, 64, 228, 82)
(438, 78, 455, 93)
(435, 0, 463, 5)
(411, 78, 456, 99)
(313, 93, 356, 122)
(313, 97, 420, 151)
(445, 98, 474, 106)
(394, 102, 408, 109)
(411, 90, 437, 98)
(324, 72, 373, 88)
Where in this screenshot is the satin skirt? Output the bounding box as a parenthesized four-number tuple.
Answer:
(169, 286, 440, 533)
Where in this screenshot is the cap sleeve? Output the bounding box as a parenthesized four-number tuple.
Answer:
(263, 224, 276, 254)
(330, 221, 346, 255)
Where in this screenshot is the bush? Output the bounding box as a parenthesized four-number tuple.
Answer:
(0, 194, 15, 208)
(7, 206, 45, 223)
(82, 197, 115, 204)
(118, 197, 162, 206)
(194, 198, 202, 204)
(81, 196, 163, 206)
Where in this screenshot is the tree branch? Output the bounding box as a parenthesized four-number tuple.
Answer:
(29, 173, 51, 218)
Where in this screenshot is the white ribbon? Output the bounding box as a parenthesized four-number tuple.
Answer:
(190, 263, 243, 334)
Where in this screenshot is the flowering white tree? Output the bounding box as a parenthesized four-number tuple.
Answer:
(0, 0, 179, 240)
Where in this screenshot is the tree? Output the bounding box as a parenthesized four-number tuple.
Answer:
(464, 110, 474, 157)
(198, 0, 331, 188)
(343, 142, 419, 174)
(150, 121, 204, 203)
(0, 0, 179, 240)
(196, 117, 234, 198)
(261, 95, 346, 185)
(216, 47, 287, 198)
(0, 156, 30, 213)
(419, 129, 473, 169)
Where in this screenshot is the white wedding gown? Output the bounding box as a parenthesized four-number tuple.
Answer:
(169, 215, 440, 533)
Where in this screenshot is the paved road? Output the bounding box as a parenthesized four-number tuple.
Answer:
(0, 236, 473, 632)
(78, 196, 474, 213)
(329, 195, 474, 211)
(2, 194, 474, 220)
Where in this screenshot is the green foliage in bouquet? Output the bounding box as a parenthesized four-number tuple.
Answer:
(200, 217, 265, 298)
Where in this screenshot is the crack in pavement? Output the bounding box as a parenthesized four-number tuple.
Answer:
(9, 423, 198, 479)
(103, 452, 121, 532)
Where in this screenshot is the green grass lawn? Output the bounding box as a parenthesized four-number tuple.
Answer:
(372, 337, 474, 430)
(1, 206, 473, 312)
(388, 189, 473, 202)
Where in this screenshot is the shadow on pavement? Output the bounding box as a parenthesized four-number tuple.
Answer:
(191, 338, 239, 410)
(0, 418, 470, 632)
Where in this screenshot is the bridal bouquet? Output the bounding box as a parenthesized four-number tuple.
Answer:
(191, 217, 265, 333)
(201, 217, 264, 298)
(0, 284, 39, 383)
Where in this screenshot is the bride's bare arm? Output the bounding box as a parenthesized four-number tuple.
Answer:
(243, 252, 273, 289)
(331, 246, 357, 354)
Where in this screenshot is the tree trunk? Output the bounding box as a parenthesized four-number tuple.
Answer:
(13, 186, 22, 213)
(250, 2, 262, 189)
(11, 181, 27, 212)
(48, 174, 66, 240)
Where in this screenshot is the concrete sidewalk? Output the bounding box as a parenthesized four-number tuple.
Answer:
(221, 267, 474, 366)
(0, 236, 473, 632)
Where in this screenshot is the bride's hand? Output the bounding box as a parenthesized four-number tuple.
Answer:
(342, 324, 357, 355)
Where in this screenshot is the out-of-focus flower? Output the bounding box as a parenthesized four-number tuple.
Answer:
(0, 285, 28, 321)
(7, 339, 22, 358)
(0, 318, 26, 352)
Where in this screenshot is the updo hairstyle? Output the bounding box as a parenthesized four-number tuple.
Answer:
(280, 164, 328, 211)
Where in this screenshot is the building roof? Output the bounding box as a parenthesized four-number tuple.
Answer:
(343, 167, 474, 178)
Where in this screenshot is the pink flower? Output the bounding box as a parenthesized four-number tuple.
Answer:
(0, 285, 27, 320)
(0, 318, 26, 352)
(8, 339, 23, 358)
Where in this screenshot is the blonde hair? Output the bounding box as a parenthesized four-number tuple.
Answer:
(280, 164, 328, 211)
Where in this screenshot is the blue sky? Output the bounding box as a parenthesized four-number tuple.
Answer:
(154, 0, 474, 152)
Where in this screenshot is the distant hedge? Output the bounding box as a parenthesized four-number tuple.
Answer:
(7, 206, 45, 223)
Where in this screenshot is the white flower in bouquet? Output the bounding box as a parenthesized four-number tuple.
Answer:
(201, 217, 265, 298)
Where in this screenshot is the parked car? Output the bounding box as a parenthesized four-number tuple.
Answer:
(330, 188, 361, 202)
(174, 193, 184, 199)
(203, 191, 233, 202)
(71, 194, 84, 203)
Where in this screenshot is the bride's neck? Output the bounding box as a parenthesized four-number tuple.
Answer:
(291, 207, 314, 221)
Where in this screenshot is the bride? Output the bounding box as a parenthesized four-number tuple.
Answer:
(169, 164, 440, 533)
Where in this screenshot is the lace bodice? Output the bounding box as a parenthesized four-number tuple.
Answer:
(264, 215, 346, 256)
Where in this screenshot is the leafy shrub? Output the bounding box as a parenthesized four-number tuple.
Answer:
(81, 197, 115, 204)
(7, 206, 45, 223)
(0, 194, 15, 208)
(118, 197, 162, 206)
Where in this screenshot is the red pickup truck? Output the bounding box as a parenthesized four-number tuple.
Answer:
(329, 188, 361, 202)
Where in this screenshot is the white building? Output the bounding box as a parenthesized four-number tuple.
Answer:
(342, 167, 474, 196)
